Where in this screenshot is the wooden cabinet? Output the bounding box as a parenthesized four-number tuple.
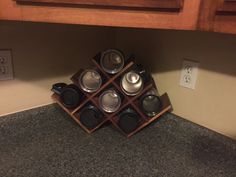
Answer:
(198, 0, 236, 34)
(217, 0, 236, 15)
(10, 0, 201, 30)
(0, 0, 21, 20)
(1, 0, 236, 34)
(16, 0, 184, 11)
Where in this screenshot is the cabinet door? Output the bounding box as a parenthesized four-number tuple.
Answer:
(16, 0, 183, 11)
(15, 0, 201, 30)
(198, 0, 236, 34)
(217, 0, 236, 15)
(0, 0, 21, 20)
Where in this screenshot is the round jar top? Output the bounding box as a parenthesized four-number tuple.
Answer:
(118, 108, 140, 133)
(121, 70, 143, 96)
(141, 95, 162, 117)
(60, 84, 81, 109)
(79, 69, 102, 93)
(79, 105, 101, 129)
(99, 89, 121, 113)
(100, 49, 125, 74)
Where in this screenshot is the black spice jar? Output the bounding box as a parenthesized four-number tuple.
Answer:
(79, 105, 103, 129)
(140, 90, 162, 117)
(52, 83, 83, 109)
(118, 108, 140, 133)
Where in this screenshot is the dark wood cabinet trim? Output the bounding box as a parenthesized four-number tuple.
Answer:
(217, 1, 236, 15)
(198, 0, 236, 34)
(15, 0, 184, 11)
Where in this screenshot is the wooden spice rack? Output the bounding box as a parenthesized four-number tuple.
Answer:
(51, 55, 172, 138)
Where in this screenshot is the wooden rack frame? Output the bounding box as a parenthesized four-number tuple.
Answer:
(52, 56, 172, 137)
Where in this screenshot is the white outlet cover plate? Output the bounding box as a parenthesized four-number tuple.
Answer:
(179, 59, 199, 89)
(0, 50, 14, 80)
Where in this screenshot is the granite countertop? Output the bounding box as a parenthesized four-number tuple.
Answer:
(0, 104, 235, 177)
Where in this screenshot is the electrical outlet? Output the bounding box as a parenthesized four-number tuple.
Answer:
(0, 50, 14, 80)
(180, 59, 199, 89)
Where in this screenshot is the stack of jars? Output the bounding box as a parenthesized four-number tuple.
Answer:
(52, 49, 166, 136)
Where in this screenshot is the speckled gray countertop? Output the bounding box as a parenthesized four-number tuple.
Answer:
(0, 104, 235, 177)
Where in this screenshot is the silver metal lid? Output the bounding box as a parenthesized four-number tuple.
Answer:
(121, 71, 143, 96)
(100, 49, 124, 74)
(79, 69, 102, 93)
(99, 89, 121, 113)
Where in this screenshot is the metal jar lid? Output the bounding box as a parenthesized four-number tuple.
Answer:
(141, 95, 162, 117)
(100, 49, 125, 74)
(121, 71, 143, 96)
(79, 69, 102, 93)
(99, 89, 121, 113)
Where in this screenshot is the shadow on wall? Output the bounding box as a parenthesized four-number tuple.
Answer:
(1, 21, 236, 87)
(115, 28, 236, 77)
(0, 21, 114, 82)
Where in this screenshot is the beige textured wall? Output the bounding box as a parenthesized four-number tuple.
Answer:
(0, 21, 114, 116)
(115, 28, 236, 139)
